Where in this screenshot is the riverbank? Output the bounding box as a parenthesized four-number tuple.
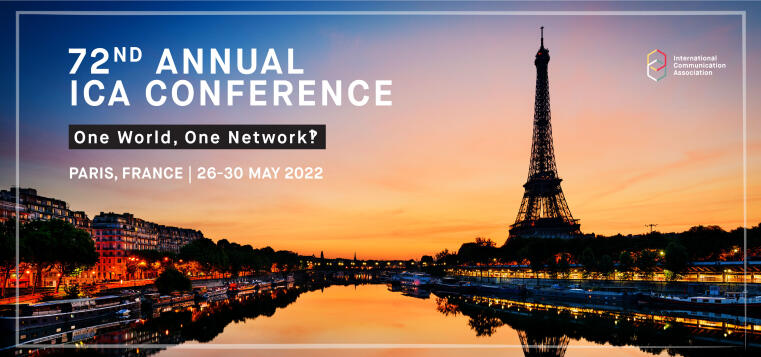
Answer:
(0, 273, 284, 305)
(455, 275, 761, 295)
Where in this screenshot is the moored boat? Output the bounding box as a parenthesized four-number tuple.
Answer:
(116, 309, 131, 318)
(272, 278, 287, 286)
(401, 286, 431, 299)
(431, 277, 475, 294)
(142, 292, 194, 312)
(227, 281, 261, 296)
(529, 285, 636, 305)
(257, 280, 272, 292)
(195, 286, 228, 301)
(647, 292, 761, 315)
(475, 283, 527, 297)
(398, 272, 432, 288)
(0, 293, 141, 331)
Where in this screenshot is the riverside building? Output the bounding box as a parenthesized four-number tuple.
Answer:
(0, 200, 28, 223)
(0, 187, 91, 287)
(92, 212, 203, 280)
(0, 187, 90, 230)
(0, 187, 204, 283)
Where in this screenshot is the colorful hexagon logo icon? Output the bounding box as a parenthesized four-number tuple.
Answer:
(647, 49, 667, 82)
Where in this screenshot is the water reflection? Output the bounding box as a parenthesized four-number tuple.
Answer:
(433, 293, 755, 356)
(517, 331, 569, 357)
(11, 285, 307, 356)
(8, 283, 758, 357)
(467, 311, 504, 337)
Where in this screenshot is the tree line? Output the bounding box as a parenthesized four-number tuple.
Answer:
(0, 219, 97, 297)
(177, 237, 301, 278)
(123, 238, 303, 281)
(427, 224, 760, 280)
(150, 238, 302, 294)
(0, 219, 303, 298)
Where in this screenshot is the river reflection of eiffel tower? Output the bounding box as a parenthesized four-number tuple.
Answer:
(517, 329, 570, 357)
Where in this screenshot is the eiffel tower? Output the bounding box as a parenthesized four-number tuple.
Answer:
(509, 27, 580, 239)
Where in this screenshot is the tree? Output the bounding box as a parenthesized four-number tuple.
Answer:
(420, 255, 434, 265)
(468, 312, 504, 337)
(434, 249, 458, 266)
(44, 220, 97, 293)
(502, 237, 530, 263)
(597, 254, 614, 278)
(580, 247, 597, 277)
(557, 254, 571, 279)
(273, 250, 299, 272)
(663, 241, 690, 281)
(545, 258, 559, 279)
(63, 283, 81, 299)
(618, 251, 634, 280)
(256, 246, 275, 272)
(681, 225, 728, 261)
(179, 238, 300, 277)
(474, 237, 496, 247)
(126, 259, 138, 280)
(180, 238, 224, 276)
(20, 220, 56, 294)
(636, 250, 658, 280)
(220, 241, 246, 277)
(155, 267, 192, 294)
(457, 238, 500, 265)
(237, 244, 256, 274)
(523, 240, 551, 281)
(18, 220, 97, 294)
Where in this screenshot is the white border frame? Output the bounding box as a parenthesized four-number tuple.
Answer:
(13, 10, 748, 351)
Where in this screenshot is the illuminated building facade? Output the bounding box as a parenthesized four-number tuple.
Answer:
(157, 225, 205, 254)
(0, 187, 91, 287)
(92, 212, 203, 280)
(0, 187, 90, 230)
(0, 200, 28, 223)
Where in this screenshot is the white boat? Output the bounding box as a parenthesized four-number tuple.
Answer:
(399, 272, 432, 287)
(202, 286, 228, 299)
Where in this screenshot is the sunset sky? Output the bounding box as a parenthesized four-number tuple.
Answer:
(0, 4, 759, 259)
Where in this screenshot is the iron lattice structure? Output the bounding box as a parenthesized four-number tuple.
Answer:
(517, 330, 570, 357)
(509, 28, 581, 239)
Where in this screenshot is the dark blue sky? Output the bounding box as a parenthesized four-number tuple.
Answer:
(0, 2, 759, 251)
(3, 1, 761, 171)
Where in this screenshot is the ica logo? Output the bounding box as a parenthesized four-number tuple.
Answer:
(647, 49, 667, 82)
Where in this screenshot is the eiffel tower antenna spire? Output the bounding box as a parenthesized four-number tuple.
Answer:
(509, 28, 581, 239)
(540, 26, 544, 48)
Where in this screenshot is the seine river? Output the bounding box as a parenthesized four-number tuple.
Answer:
(11, 282, 754, 356)
(148, 284, 721, 357)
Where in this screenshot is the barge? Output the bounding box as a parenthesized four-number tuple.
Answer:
(648, 292, 761, 315)
(0, 293, 140, 331)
